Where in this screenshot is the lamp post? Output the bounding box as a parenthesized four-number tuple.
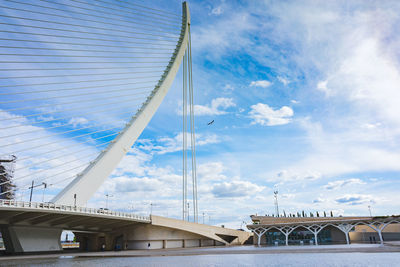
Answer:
(28, 181, 47, 203)
(29, 180, 34, 203)
(274, 190, 279, 217)
(187, 202, 190, 221)
(105, 193, 113, 209)
(149, 202, 158, 216)
(41, 182, 47, 203)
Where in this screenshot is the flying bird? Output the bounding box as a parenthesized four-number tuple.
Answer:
(207, 120, 214, 125)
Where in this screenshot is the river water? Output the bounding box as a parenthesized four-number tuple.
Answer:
(1, 253, 399, 267)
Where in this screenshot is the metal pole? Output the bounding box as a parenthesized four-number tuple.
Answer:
(42, 182, 47, 203)
(187, 202, 190, 221)
(202, 212, 205, 224)
(182, 50, 187, 221)
(74, 193, 77, 207)
(274, 190, 279, 217)
(105, 194, 113, 209)
(188, 27, 198, 223)
(29, 180, 34, 203)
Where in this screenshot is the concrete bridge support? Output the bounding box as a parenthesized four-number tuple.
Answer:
(1, 225, 62, 253)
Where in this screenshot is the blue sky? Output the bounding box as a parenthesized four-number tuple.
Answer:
(1, 0, 400, 229)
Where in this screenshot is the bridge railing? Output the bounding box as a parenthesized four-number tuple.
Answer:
(0, 199, 150, 222)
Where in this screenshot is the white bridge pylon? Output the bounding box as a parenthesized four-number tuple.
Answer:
(52, 3, 191, 206)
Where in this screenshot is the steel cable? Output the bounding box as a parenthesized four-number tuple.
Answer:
(0, 125, 122, 157)
(0, 37, 176, 50)
(6, 0, 181, 33)
(0, 109, 136, 140)
(0, 139, 113, 179)
(0, 29, 177, 47)
(0, 99, 143, 130)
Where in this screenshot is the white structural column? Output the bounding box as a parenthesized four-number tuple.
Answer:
(278, 226, 296, 246)
(334, 223, 354, 245)
(253, 228, 268, 246)
(364, 221, 397, 245)
(304, 224, 325, 245)
(52, 3, 191, 206)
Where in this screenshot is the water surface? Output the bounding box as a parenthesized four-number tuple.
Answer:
(1, 253, 399, 267)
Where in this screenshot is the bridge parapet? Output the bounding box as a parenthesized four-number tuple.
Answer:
(0, 199, 150, 223)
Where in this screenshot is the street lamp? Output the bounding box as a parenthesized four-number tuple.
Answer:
(105, 193, 113, 209)
(42, 182, 47, 203)
(187, 202, 190, 221)
(150, 202, 157, 215)
(28, 181, 47, 203)
(240, 221, 247, 230)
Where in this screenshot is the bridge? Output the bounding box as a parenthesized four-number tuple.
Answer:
(0, 1, 251, 253)
(0, 200, 250, 253)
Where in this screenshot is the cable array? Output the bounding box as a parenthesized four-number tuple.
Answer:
(182, 23, 198, 223)
(0, 0, 182, 201)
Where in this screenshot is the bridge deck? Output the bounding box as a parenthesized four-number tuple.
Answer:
(0, 200, 150, 232)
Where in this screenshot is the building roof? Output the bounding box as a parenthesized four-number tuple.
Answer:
(246, 215, 395, 229)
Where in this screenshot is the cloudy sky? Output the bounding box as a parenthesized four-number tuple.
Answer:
(1, 0, 400, 229)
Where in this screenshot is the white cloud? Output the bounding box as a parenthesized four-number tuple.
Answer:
(316, 80, 330, 95)
(335, 194, 374, 206)
(324, 178, 365, 190)
(192, 10, 256, 58)
(313, 197, 325, 204)
(211, 180, 264, 198)
(193, 97, 235, 116)
(281, 193, 295, 199)
(222, 84, 234, 91)
(211, 6, 223, 16)
(361, 123, 381, 130)
(112, 148, 150, 177)
(271, 169, 321, 182)
(291, 100, 300, 104)
(197, 162, 226, 181)
(113, 176, 163, 193)
(68, 117, 89, 128)
(139, 132, 220, 155)
(249, 103, 294, 126)
(249, 80, 272, 88)
(277, 76, 290, 86)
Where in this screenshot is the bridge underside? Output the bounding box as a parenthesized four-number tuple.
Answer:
(0, 205, 251, 254)
(0, 208, 146, 253)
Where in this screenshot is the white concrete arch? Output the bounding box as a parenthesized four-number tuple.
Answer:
(52, 2, 192, 206)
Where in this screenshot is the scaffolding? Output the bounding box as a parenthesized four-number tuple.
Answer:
(0, 155, 17, 200)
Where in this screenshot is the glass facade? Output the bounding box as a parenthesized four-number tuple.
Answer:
(264, 228, 333, 245)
